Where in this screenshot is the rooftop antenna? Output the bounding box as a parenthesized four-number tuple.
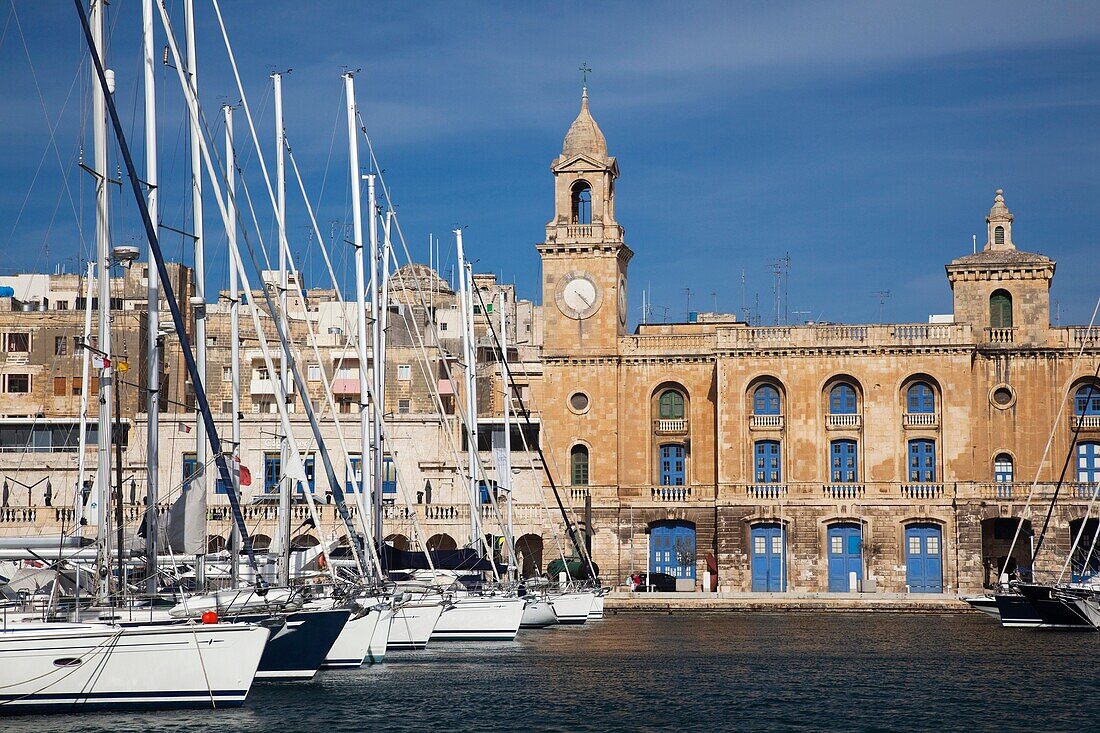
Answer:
(683, 287, 693, 320)
(770, 259, 783, 325)
(972, 234, 977, 254)
(793, 308, 811, 324)
(873, 290, 892, 322)
(711, 291, 717, 313)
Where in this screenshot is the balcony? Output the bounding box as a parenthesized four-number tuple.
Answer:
(903, 412, 939, 429)
(249, 378, 294, 395)
(825, 413, 862, 431)
(901, 483, 944, 499)
(331, 378, 360, 396)
(653, 418, 689, 435)
(1071, 414, 1100, 431)
(977, 482, 1016, 499)
(985, 327, 1017, 344)
(749, 414, 784, 431)
(823, 483, 865, 499)
(745, 484, 786, 499)
(652, 486, 692, 501)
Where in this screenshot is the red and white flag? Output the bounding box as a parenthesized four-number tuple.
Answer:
(177, 422, 192, 434)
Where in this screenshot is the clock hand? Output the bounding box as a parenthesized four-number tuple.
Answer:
(576, 292, 592, 308)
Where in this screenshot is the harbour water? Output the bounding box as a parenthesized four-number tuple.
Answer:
(4, 612, 1098, 731)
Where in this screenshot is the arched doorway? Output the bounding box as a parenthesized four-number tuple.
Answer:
(515, 533, 544, 578)
(980, 517, 1033, 586)
(206, 535, 227, 554)
(827, 522, 863, 592)
(427, 533, 457, 551)
(649, 520, 696, 588)
(291, 534, 319, 550)
(250, 534, 272, 551)
(905, 523, 943, 593)
(384, 533, 410, 551)
(1069, 518, 1100, 580)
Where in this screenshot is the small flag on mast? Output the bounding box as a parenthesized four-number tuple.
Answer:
(177, 422, 192, 434)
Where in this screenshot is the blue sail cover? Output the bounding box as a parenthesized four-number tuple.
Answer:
(381, 544, 498, 572)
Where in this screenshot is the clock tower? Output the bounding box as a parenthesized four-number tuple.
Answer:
(538, 87, 632, 356)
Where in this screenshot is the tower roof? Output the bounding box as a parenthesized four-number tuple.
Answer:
(562, 87, 607, 160)
(986, 189, 1013, 226)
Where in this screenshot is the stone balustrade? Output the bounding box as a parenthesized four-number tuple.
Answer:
(985, 327, 1017, 344)
(719, 323, 971, 349)
(902, 411, 939, 428)
(653, 418, 689, 435)
(825, 413, 862, 430)
(749, 414, 784, 430)
(1071, 414, 1100, 430)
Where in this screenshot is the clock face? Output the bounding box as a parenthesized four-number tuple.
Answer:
(618, 275, 627, 325)
(555, 272, 602, 320)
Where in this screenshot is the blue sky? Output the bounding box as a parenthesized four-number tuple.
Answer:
(1, 1, 1099, 326)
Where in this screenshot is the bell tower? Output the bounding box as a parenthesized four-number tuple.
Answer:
(537, 88, 632, 355)
(946, 189, 1056, 345)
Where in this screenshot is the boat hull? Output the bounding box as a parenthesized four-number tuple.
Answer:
(548, 591, 595, 625)
(588, 593, 605, 620)
(388, 600, 443, 650)
(433, 596, 525, 641)
(367, 607, 394, 663)
(320, 607, 381, 669)
(994, 593, 1044, 628)
(963, 594, 1001, 620)
(238, 608, 350, 680)
(1016, 584, 1095, 630)
(0, 622, 269, 714)
(520, 598, 557, 628)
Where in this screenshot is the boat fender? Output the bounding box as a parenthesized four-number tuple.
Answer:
(201, 610, 219, 624)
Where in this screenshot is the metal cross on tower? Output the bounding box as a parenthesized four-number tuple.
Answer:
(579, 62, 592, 86)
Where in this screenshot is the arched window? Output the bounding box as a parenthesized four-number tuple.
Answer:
(906, 382, 935, 414)
(570, 445, 589, 486)
(995, 226, 1005, 245)
(994, 453, 1014, 484)
(990, 289, 1013, 329)
(830, 439, 858, 483)
(659, 390, 685, 419)
(571, 181, 592, 225)
(753, 384, 781, 415)
(1075, 385, 1100, 416)
(829, 384, 857, 414)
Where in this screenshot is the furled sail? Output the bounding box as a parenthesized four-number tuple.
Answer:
(167, 476, 207, 554)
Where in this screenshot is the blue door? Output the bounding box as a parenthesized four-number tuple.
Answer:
(659, 445, 685, 486)
(264, 453, 281, 494)
(751, 523, 786, 592)
(1078, 442, 1100, 484)
(827, 523, 863, 592)
(649, 521, 696, 580)
(905, 524, 943, 593)
(908, 439, 936, 482)
(754, 440, 781, 483)
(830, 439, 858, 483)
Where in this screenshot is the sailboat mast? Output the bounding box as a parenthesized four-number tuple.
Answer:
(142, 0, 160, 594)
(225, 103, 241, 587)
(455, 230, 479, 550)
(500, 291, 514, 580)
(273, 71, 291, 586)
(91, 0, 114, 603)
(75, 261, 94, 528)
(184, 0, 208, 587)
(367, 174, 382, 552)
(345, 73, 375, 566)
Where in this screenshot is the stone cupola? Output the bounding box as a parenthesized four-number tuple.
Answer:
(561, 87, 608, 160)
(946, 189, 1055, 347)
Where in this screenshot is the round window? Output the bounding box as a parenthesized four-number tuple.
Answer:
(990, 384, 1015, 409)
(569, 392, 590, 413)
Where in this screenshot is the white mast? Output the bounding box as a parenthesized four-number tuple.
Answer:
(368, 174, 383, 551)
(345, 73, 375, 563)
(500, 291, 514, 580)
(454, 230, 479, 549)
(75, 261, 95, 528)
(272, 71, 292, 586)
(184, 0, 208, 585)
(90, 0, 114, 603)
(225, 102, 241, 586)
(142, 0, 160, 593)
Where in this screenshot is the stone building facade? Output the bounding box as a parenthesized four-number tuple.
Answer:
(533, 90, 1100, 594)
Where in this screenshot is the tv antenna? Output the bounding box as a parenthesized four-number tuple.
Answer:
(872, 290, 891, 322)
